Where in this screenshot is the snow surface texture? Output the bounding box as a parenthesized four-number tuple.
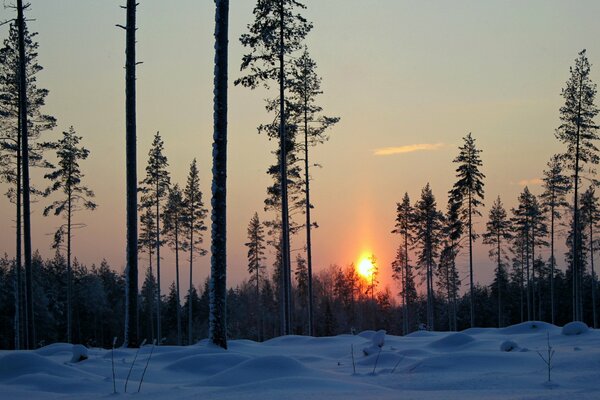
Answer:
(1, 322, 599, 400)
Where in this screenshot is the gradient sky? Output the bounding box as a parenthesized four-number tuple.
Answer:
(1, 0, 600, 297)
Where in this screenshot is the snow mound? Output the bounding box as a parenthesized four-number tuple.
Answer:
(499, 340, 519, 352)
(405, 330, 436, 337)
(428, 333, 475, 349)
(0, 353, 90, 381)
(500, 321, 556, 335)
(35, 343, 73, 357)
(165, 353, 250, 375)
(562, 321, 589, 336)
(357, 330, 377, 339)
(70, 344, 88, 363)
(198, 355, 314, 386)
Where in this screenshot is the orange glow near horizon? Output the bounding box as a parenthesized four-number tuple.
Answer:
(357, 256, 375, 278)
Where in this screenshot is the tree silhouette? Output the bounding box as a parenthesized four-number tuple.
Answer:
(540, 155, 571, 324)
(555, 49, 599, 322)
(450, 133, 485, 328)
(43, 126, 96, 343)
(236, 0, 312, 335)
(139, 132, 170, 345)
(483, 196, 511, 327)
(162, 184, 185, 345)
(183, 159, 208, 344)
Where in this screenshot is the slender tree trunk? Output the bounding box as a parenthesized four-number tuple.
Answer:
(497, 233, 501, 328)
(16, 0, 34, 350)
(303, 83, 314, 337)
(278, 0, 292, 336)
(209, 0, 229, 350)
(403, 234, 409, 334)
(67, 190, 72, 343)
(590, 213, 597, 328)
(520, 245, 524, 323)
(532, 226, 536, 321)
(175, 223, 181, 346)
(14, 120, 22, 350)
(155, 181, 161, 345)
(573, 75, 583, 322)
(526, 225, 531, 321)
(550, 203, 556, 325)
(468, 192, 474, 328)
(188, 227, 194, 345)
(124, 0, 139, 348)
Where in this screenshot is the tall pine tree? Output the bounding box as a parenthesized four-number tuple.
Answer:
(162, 184, 185, 345)
(236, 0, 312, 335)
(540, 155, 570, 324)
(43, 127, 96, 343)
(555, 49, 599, 322)
(482, 196, 511, 327)
(139, 132, 170, 345)
(183, 159, 207, 344)
(450, 133, 485, 328)
(413, 184, 443, 330)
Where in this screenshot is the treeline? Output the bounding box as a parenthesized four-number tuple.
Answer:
(390, 50, 600, 333)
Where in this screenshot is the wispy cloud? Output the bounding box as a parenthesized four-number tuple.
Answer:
(517, 178, 543, 186)
(373, 143, 445, 156)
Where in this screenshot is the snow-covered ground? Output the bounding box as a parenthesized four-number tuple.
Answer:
(1, 322, 599, 400)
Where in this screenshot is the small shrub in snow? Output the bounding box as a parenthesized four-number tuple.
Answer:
(536, 333, 556, 383)
(562, 321, 588, 336)
(70, 345, 88, 363)
(500, 340, 519, 352)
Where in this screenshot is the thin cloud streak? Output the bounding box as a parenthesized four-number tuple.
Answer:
(517, 178, 543, 186)
(374, 143, 445, 156)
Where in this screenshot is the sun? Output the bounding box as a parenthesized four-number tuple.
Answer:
(357, 257, 374, 278)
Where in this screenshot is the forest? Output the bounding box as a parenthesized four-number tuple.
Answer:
(1, 0, 599, 352)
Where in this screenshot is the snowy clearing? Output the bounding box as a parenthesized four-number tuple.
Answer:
(1, 322, 599, 400)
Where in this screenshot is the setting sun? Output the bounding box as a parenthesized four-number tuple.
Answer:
(357, 257, 375, 278)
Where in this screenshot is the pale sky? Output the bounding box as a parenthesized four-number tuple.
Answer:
(1, 0, 600, 296)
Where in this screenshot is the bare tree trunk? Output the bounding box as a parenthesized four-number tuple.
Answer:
(303, 81, 314, 336)
(14, 118, 22, 350)
(209, 0, 229, 350)
(155, 181, 161, 345)
(550, 203, 556, 325)
(16, 0, 34, 350)
(591, 212, 597, 328)
(468, 192, 474, 328)
(278, 0, 292, 336)
(67, 190, 72, 343)
(189, 229, 194, 345)
(123, 0, 139, 348)
(175, 223, 181, 346)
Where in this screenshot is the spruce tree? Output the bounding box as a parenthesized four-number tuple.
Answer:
(392, 193, 415, 334)
(540, 155, 570, 324)
(162, 184, 185, 345)
(0, 21, 55, 349)
(438, 199, 463, 331)
(43, 127, 96, 343)
(482, 196, 511, 327)
(288, 48, 339, 335)
(139, 132, 170, 345)
(413, 183, 443, 330)
(183, 159, 208, 344)
(555, 49, 599, 321)
(449, 133, 485, 328)
(236, 0, 312, 335)
(245, 212, 266, 340)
